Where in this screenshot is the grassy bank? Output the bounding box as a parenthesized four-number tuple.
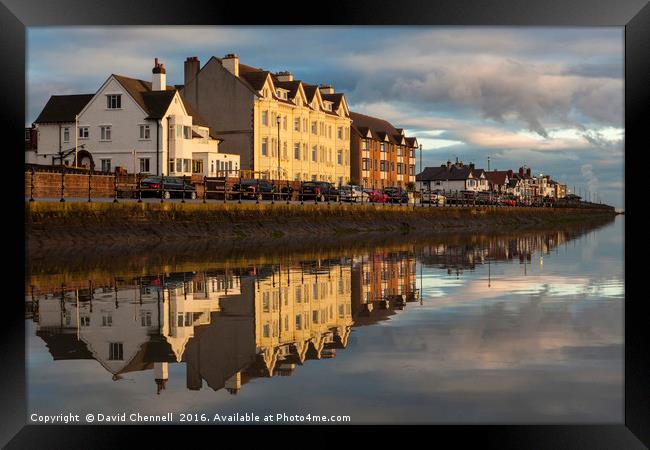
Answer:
(26, 201, 616, 257)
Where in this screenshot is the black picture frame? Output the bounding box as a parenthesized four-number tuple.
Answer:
(2, 0, 646, 447)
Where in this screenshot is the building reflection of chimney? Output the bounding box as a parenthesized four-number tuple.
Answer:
(154, 362, 169, 395)
(225, 372, 241, 395)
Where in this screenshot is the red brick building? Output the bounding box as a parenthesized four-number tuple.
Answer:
(350, 112, 418, 189)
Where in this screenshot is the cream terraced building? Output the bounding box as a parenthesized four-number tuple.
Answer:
(181, 54, 352, 184)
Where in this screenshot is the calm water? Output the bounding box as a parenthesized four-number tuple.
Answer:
(25, 217, 624, 424)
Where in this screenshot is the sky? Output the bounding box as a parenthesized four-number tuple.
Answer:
(27, 26, 624, 208)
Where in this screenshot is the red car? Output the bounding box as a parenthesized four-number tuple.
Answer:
(364, 189, 389, 203)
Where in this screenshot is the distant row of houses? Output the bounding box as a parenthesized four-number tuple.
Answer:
(25, 54, 418, 188)
(416, 158, 568, 198)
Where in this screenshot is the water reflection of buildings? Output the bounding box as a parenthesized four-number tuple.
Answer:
(28, 253, 419, 395)
(419, 231, 571, 276)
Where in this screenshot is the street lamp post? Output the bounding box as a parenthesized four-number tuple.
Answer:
(276, 115, 281, 182)
(74, 114, 79, 168)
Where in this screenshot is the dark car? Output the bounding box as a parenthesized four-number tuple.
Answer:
(383, 187, 409, 204)
(230, 179, 276, 200)
(299, 181, 341, 202)
(140, 176, 197, 199)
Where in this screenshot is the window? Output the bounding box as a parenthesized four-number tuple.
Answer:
(192, 159, 203, 174)
(139, 158, 150, 173)
(380, 160, 386, 172)
(294, 143, 300, 160)
(79, 127, 89, 139)
(100, 125, 111, 141)
(295, 314, 302, 330)
(100, 159, 111, 172)
(409, 164, 415, 175)
(106, 94, 121, 109)
(337, 127, 343, 139)
(380, 142, 386, 152)
(362, 158, 369, 171)
(311, 121, 317, 135)
(361, 140, 367, 150)
(311, 146, 317, 162)
(63, 128, 70, 142)
(109, 343, 123, 360)
(80, 316, 90, 327)
(102, 315, 112, 327)
(140, 311, 152, 327)
(283, 142, 287, 160)
(262, 111, 268, 126)
(176, 158, 182, 172)
(183, 159, 191, 173)
(337, 149, 342, 165)
(183, 126, 192, 139)
(283, 116, 287, 130)
(294, 117, 300, 131)
(397, 163, 403, 174)
(262, 138, 268, 156)
(169, 160, 175, 173)
(139, 124, 150, 140)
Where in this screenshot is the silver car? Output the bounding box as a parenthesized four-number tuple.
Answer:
(340, 185, 368, 202)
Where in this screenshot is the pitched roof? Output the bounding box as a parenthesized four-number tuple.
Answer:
(34, 94, 94, 124)
(484, 170, 510, 186)
(416, 165, 474, 181)
(350, 111, 417, 146)
(321, 92, 344, 111)
(301, 83, 319, 103)
(113, 75, 215, 137)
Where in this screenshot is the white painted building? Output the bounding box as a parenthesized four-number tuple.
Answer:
(415, 160, 489, 193)
(27, 58, 240, 177)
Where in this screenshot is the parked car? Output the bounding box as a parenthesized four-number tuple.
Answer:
(421, 190, 446, 205)
(140, 176, 197, 199)
(364, 189, 389, 203)
(340, 185, 368, 202)
(300, 181, 341, 202)
(383, 187, 409, 204)
(230, 179, 275, 200)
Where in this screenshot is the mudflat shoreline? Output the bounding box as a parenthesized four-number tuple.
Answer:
(26, 202, 616, 261)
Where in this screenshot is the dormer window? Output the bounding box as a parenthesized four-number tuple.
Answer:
(276, 89, 288, 100)
(106, 94, 121, 109)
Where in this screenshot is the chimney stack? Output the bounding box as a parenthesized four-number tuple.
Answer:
(319, 84, 334, 94)
(519, 167, 525, 177)
(526, 168, 531, 177)
(276, 71, 294, 82)
(445, 160, 451, 170)
(184, 56, 200, 86)
(222, 53, 239, 77)
(469, 163, 475, 170)
(152, 58, 166, 91)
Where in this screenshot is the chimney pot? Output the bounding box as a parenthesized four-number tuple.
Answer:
(152, 57, 166, 90)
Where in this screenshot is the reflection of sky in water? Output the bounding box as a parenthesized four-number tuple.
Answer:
(26, 217, 624, 424)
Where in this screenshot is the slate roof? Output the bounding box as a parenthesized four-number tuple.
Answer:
(416, 165, 475, 182)
(484, 170, 510, 186)
(36, 75, 218, 139)
(350, 111, 418, 147)
(34, 94, 94, 124)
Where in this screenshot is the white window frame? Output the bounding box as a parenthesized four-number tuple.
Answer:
(139, 157, 151, 173)
(106, 94, 122, 109)
(99, 125, 112, 141)
(78, 127, 89, 139)
(139, 124, 151, 140)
